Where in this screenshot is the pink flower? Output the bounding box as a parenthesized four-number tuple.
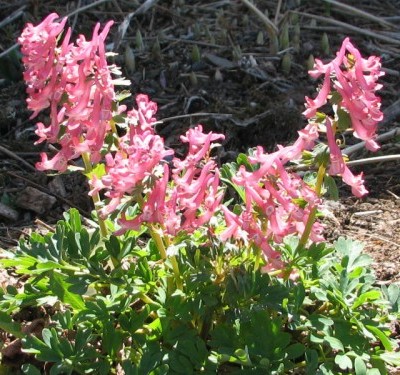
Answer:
(168, 126, 224, 234)
(19, 14, 117, 171)
(96, 131, 173, 217)
(118, 164, 169, 233)
(222, 141, 323, 258)
(325, 118, 368, 197)
(325, 118, 345, 175)
(104, 122, 224, 236)
(303, 38, 384, 152)
(127, 94, 159, 132)
(174, 125, 224, 172)
(220, 205, 247, 242)
(303, 66, 332, 119)
(342, 166, 368, 197)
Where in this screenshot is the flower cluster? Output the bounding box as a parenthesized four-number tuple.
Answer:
(304, 37, 384, 151)
(221, 129, 323, 264)
(117, 125, 224, 236)
(18, 13, 120, 171)
(89, 95, 173, 217)
(303, 37, 384, 196)
(18, 15, 385, 270)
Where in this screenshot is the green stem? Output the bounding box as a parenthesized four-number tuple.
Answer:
(81, 152, 108, 238)
(254, 245, 262, 271)
(149, 225, 183, 291)
(297, 163, 326, 249)
(137, 184, 182, 291)
(139, 292, 160, 307)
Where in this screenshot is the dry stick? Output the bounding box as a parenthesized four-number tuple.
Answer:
(61, 0, 110, 19)
(6, 171, 92, 218)
(343, 128, 400, 156)
(159, 112, 233, 123)
(293, 11, 400, 45)
(113, 0, 159, 51)
(0, 0, 111, 59)
(71, 0, 82, 31)
(0, 145, 36, 172)
(322, 0, 396, 29)
(240, 0, 278, 52)
(0, 5, 26, 29)
(274, 0, 283, 25)
(346, 154, 400, 167)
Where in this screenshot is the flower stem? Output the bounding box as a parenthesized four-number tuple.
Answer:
(149, 225, 183, 291)
(81, 152, 108, 238)
(297, 163, 326, 249)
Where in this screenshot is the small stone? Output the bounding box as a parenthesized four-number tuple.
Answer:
(48, 176, 66, 197)
(0, 202, 19, 221)
(15, 187, 56, 214)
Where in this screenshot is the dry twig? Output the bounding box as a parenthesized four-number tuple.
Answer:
(0, 145, 36, 172)
(294, 11, 400, 45)
(322, 0, 396, 29)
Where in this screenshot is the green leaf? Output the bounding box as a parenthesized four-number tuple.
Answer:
(382, 284, 400, 312)
(21, 364, 42, 375)
(330, 91, 342, 105)
(84, 163, 106, 182)
(305, 349, 319, 374)
(366, 369, 381, 375)
(220, 163, 245, 202)
(324, 336, 344, 352)
(0, 311, 23, 338)
(105, 235, 122, 260)
(285, 343, 305, 360)
(42, 328, 64, 359)
(379, 351, 400, 366)
(23, 334, 62, 362)
(323, 175, 339, 200)
(366, 325, 393, 351)
(49, 272, 85, 311)
(236, 153, 254, 171)
(336, 107, 352, 132)
(352, 290, 381, 309)
(354, 356, 367, 375)
(335, 237, 364, 259)
(335, 354, 352, 370)
(102, 321, 124, 357)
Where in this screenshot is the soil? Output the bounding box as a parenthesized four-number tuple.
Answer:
(0, 0, 399, 369)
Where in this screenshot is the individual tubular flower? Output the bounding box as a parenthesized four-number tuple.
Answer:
(303, 37, 384, 151)
(341, 165, 368, 197)
(325, 118, 345, 176)
(325, 117, 368, 197)
(277, 123, 320, 163)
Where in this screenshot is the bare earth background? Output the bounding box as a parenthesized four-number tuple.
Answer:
(0, 0, 399, 319)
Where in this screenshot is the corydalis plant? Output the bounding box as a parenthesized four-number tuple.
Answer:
(18, 15, 384, 273)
